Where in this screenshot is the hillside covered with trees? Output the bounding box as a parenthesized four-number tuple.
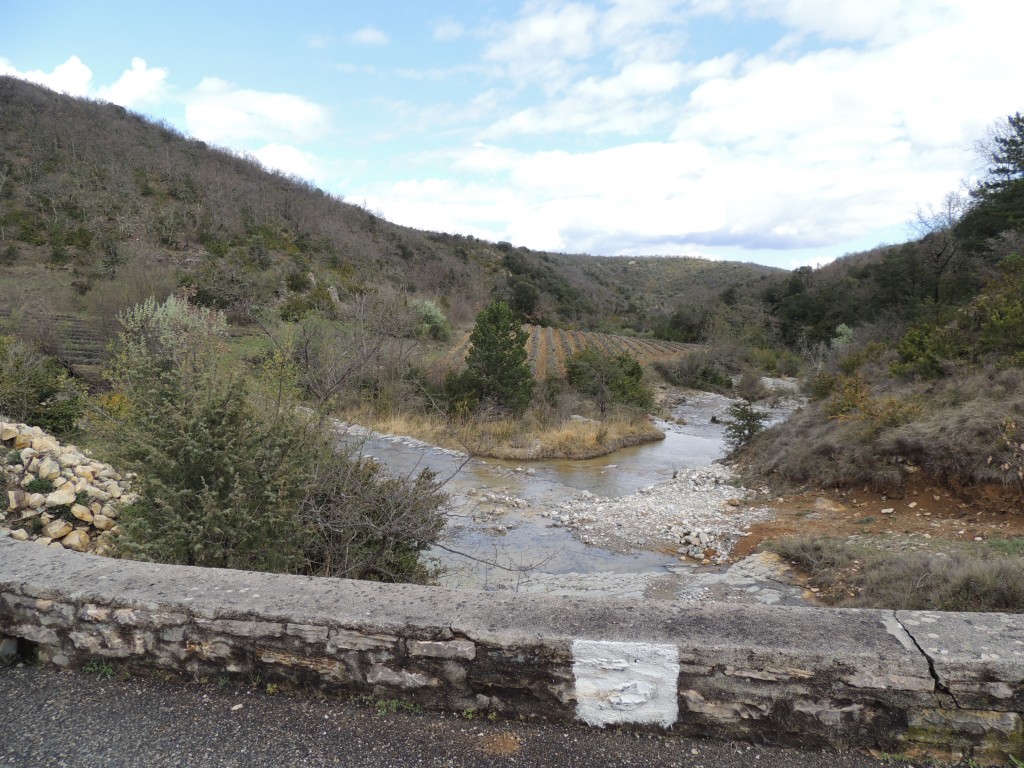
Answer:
(2, 76, 1023, 590)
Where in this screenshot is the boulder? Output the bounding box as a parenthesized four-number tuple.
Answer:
(45, 484, 77, 507)
(9, 529, 29, 541)
(91, 513, 114, 531)
(31, 436, 59, 454)
(60, 529, 90, 551)
(36, 457, 61, 480)
(0, 424, 18, 441)
(70, 504, 93, 523)
(42, 519, 73, 539)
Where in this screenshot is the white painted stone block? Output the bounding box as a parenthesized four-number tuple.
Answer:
(572, 639, 679, 727)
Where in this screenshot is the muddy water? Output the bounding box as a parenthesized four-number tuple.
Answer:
(346, 392, 808, 604)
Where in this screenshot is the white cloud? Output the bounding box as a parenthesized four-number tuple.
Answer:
(305, 34, 332, 49)
(184, 78, 330, 143)
(252, 143, 321, 181)
(96, 57, 168, 107)
(0, 55, 92, 96)
(433, 20, 465, 42)
(397, 0, 1021, 260)
(350, 26, 389, 46)
(485, 2, 601, 90)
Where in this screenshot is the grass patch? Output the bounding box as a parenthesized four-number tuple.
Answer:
(768, 535, 1024, 612)
(345, 408, 664, 461)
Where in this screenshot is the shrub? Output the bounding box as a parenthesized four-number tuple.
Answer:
(413, 300, 451, 342)
(104, 296, 446, 581)
(0, 335, 86, 435)
(566, 348, 654, 416)
(890, 323, 958, 379)
(724, 399, 769, 450)
(25, 477, 55, 494)
(823, 375, 872, 419)
(655, 351, 731, 391)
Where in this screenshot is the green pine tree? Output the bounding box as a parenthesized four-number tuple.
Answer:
(463, 300, 534, 416)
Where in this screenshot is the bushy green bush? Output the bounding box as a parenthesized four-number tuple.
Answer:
(104, 296, 446, 581)
(413, 299, 451, 342)
(724, 399, 769, 450)
(654, 351, 731, 391)
(890, 324, 958, 379)
(0, 335, 86, 435)
(566, 348, 654, 416)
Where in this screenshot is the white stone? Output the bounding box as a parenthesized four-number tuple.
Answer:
(27, 494, 46, 509)
(9, 528, 29, 541)
(45, 484, 77, 507)
(573, 640, 679, 728)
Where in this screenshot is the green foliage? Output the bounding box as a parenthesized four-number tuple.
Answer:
(724, 399, 769, 450)
(956, 254, 1024, 363)
(413, 299, 451, 341)
(654, 351, 731, 391)
(890, 324, 957, 379)
(25, 477, 54, 494)
(458, 301, 534, 416)
(104, 296, 445, 580)
(0, 335, 86, 435)
(565, 348, 654, 416)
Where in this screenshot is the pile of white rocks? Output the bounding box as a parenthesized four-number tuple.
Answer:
(1, 421, 135, 555)
(541, 464, 776, 564)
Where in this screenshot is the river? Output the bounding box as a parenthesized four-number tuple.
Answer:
(345, 389, 809, 605)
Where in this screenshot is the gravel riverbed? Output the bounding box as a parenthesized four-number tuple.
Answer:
(541, 464, 777, 563)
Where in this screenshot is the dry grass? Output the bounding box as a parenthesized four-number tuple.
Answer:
(742, 366, 1024, 491)
(768, 535, 1024, 612)
(342, 407, 664, 461)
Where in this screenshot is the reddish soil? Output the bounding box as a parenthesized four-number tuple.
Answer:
(729, 475, 1024, 561)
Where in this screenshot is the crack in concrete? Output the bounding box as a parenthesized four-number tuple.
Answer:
(893, 612, 962, 709)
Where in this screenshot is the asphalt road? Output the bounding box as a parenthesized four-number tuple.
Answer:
(0, 664, 928, 768)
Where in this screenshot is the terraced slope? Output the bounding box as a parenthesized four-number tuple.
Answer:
(442, 325, 697, 379)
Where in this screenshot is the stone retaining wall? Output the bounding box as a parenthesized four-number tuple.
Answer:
(1, 538, 1022, 764)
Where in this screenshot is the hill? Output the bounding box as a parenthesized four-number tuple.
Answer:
(0, 76, 780, 367)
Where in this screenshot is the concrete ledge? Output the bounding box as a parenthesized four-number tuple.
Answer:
(2, 539, 1022, 763)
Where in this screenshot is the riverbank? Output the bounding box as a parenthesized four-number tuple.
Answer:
(340, 408, 665, 461)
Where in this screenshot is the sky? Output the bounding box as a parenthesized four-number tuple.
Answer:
(3, 1, 1022, 270)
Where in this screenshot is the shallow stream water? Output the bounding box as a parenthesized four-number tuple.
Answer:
(345, 391, 809, 604)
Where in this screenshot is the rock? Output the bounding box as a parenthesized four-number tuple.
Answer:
(45, 484, 77, 507)
(19, 447, 38, 464)
(9, 529, 29, 541)
(101, 504, 119, 520)
(35, 536, 53, 546)
(70, 504, 93, 523)
(880, 508, 894, 515)
(91, 513, 114, 531)
(60, 529, 90, 551)
(13, 434, 31, 449)
(7, 490, 25, 511)
(42, 519, 73, 539)
(0, 424, 18, 441)
(27, 493, 46, 509)
(31, 436, 59, 454)
(36, 457, 61, 480)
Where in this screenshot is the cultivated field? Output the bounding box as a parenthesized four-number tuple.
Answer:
(442, 325, 698, 379)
